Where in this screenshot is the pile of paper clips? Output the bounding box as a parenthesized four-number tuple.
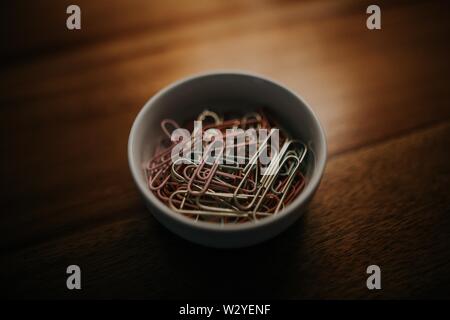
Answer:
(145, 109, 309, 224)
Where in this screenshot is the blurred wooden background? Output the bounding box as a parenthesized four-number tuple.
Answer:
(1, 0, 450, 298)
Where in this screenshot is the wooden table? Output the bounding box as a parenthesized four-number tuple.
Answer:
(1, 0, 449, 299)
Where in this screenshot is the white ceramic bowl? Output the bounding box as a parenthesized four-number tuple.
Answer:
(128, 71, 327, 248)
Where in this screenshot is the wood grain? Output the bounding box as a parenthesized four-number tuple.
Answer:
(3, 122, 450, 299)
(1, 0, 450, 299)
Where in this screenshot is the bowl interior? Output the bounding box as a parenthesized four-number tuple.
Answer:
(129, 72, 326, 227)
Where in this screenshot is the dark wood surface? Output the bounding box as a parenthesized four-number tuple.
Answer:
(1, 0, 450, 299)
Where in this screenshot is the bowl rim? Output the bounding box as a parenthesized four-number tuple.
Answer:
(128, 70, 327, 232)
